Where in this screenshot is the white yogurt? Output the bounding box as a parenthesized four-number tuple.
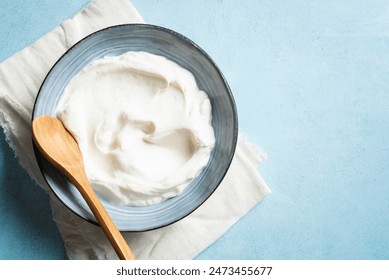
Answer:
(56, 51, 215, 206)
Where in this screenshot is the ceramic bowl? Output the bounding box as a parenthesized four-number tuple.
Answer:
(32, 24, 238, 231)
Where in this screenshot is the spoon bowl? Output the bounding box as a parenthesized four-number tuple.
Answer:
(32, 115, 136, 260)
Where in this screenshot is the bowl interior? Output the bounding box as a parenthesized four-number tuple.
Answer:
(33, 24, 238, 231)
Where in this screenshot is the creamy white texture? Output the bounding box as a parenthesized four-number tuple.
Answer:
(56, 51, 215, 206)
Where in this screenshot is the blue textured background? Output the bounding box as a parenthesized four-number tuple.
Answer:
(1, 0, 389, 259)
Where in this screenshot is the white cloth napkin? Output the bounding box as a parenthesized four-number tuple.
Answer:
(0, 0, 271, 260)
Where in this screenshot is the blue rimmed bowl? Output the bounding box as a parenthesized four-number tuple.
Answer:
(32, 24, 238, 231)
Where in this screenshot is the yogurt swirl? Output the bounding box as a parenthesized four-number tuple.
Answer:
(56, 51, 215, 206)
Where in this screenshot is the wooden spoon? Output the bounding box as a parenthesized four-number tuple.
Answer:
(32, 115, 136, 260)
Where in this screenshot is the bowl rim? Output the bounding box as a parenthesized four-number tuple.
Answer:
(31, 23, 239, 232)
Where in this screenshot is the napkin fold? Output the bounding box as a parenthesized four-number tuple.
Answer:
(0, 0, 270, 259)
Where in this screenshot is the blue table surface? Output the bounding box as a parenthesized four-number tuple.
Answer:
(1, 0, 389, 260)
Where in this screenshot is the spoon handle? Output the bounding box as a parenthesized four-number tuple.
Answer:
(69, 169, 136, 260)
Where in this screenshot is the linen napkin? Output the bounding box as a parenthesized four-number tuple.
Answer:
(0, 0, 271, 260)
